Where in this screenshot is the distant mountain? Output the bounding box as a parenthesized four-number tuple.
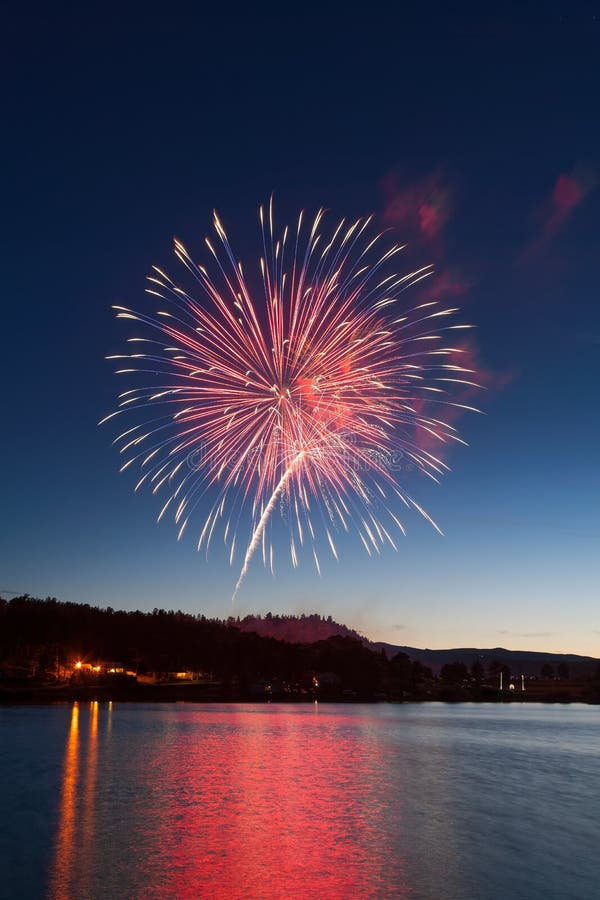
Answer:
(234, 614, 599, 676)
(373, 644, 599, 677)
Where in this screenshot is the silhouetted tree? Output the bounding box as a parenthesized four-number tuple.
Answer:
(488, 658, 503, 679)
(471, 660, 484, 682)
(441, 661, 468, 684)
(389, 651, 413, 692)
(412, 660, 433, 684)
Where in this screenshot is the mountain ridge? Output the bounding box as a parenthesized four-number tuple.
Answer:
(236, 614, 599, 675)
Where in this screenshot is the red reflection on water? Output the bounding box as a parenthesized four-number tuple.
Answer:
(48, 705, 410, 898)
(140, 707, 410, 898)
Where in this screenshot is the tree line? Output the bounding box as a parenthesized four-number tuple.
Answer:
(2, 596, 599, 702)
(0, 595, 430, 698)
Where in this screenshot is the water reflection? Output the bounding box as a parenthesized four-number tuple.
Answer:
(148, 707, 410, 897)
(48, 704, 410, 899)
(79, 701, 99, 890)
(35, 703, 600, 899)
(50, 701, 100, 900)
(49, 702, 79, 899)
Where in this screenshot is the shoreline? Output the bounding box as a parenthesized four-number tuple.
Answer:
(1, 682, 597, 705)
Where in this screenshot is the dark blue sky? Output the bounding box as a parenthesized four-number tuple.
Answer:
(2, 3, 599, 651)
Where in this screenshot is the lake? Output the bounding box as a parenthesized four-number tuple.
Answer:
(1, 702, 598, 899)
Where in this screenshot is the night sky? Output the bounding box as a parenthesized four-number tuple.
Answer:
(3, 3, 599, 653)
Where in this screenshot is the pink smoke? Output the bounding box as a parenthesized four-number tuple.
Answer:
(544, 173, 585, 238)
(380, 169, 453, 248)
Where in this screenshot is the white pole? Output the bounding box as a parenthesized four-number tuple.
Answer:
(500, 671, 503, 691)
(521, 674, 525, 692)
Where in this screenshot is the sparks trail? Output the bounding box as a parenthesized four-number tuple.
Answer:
(102, 200, 481, 601)
(232, 450, 306, 604)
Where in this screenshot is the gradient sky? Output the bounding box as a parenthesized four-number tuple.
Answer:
(2, 3, 599, 654)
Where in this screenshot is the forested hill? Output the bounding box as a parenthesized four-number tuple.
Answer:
(234, 613, 366, 645)
(234, 614, 599, 679)
(0, 597, 393, 696)
(234, 615, 599, 677)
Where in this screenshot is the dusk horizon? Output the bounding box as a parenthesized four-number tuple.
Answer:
(3, 590, 597, 661)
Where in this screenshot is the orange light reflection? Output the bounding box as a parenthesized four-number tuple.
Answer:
(49, 703, 79, 900)
(50, 701, 100, 899)
(78, 701, 99, 891)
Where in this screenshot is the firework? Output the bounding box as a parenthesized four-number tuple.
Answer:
(101, 201, 479, 601)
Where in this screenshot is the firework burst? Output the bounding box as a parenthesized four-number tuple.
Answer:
(101, 201, 480, 601)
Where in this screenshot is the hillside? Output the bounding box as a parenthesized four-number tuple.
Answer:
(235, 613, 365, 645)
(235, 614, 599, 677)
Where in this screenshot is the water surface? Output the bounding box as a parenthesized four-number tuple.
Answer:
(1, 702, 598, 899)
